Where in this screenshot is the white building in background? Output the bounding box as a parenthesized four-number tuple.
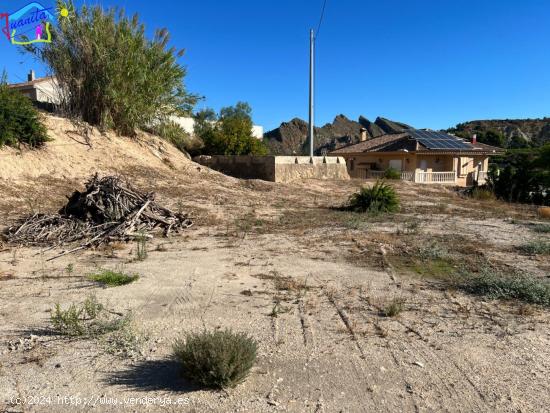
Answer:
(169, 116, 264, 140)
(8, 70, 60, 104)
(9, 70, 265, 140)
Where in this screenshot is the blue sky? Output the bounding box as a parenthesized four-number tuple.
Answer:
(1, 0, 549, 131)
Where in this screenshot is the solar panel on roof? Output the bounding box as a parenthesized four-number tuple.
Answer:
(409, 130, 472, 150)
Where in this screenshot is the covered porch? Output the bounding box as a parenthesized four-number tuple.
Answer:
(350, 153, 489, 185)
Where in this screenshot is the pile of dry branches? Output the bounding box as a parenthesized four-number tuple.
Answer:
(5, 175, 193, 258)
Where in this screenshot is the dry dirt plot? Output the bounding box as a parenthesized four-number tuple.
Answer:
(0, 121, 549, 412)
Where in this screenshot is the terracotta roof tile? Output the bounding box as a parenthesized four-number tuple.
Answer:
(330, 133, 409, 154)
(330, 131, 505, 155)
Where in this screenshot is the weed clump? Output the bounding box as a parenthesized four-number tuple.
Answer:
(135, 231, 148, 261)
(88, 269, 139, 286)
(347, 181, 399, 214)
(532, 224, 550, 233)
(381, 297, 406, 317)
(51, 295, 131, 336)
(342, 213, 369, 230)
(517, 241, 550, 255)
(470, 187, 496, 201)
(417, 241, 449, 261)
(459, 269, 550, 307)
(173, 329, 257, 389)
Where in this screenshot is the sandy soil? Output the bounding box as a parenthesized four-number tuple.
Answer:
(0, 116, 549, 412)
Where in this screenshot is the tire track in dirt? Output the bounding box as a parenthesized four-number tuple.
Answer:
(349, 301, 422, 412)
(304, 275, 388, 410)
(298, 298, 313, 348)
(296, 295, 324, 412)
(270, 309, 279, 345)
(325, 292, 366, 359)
(390, 333, 489, 412)
(374, 252, 492, 412)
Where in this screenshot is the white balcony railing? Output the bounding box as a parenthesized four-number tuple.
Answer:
(359, 169, 456, 184)
(415, 171, 456, 184)
(365, 170, 415, 181)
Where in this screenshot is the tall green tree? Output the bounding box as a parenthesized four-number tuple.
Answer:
(489, 145, 550, 205)
(22, 0, 198, 136)
(194, 102, 267, 156)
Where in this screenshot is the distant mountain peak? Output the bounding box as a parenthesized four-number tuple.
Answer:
(264, 114, 550, 155)
(264, 115, 414, 155)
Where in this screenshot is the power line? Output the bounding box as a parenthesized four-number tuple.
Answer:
(315, 0, 328, 38)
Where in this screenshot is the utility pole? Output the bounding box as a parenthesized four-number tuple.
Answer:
(308, 29, 315, 158)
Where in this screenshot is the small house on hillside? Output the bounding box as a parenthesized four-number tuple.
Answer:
(8, 70, 60, 107)
(330, 129, 504, 186)
(8, 70, 265, 139)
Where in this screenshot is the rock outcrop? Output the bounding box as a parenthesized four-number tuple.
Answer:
(264, 115, 413, 155)
(449, 118, 550, 147)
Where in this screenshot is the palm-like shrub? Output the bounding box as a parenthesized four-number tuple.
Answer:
(173, 329, 257, 389)
(23, 1, 198, 136)
(0, 80, 48, 148)
(348, 181, 399, 214)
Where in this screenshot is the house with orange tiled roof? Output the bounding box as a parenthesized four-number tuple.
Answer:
(330, 128, 504, 186)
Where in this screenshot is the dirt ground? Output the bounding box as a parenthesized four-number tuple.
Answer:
(1, 116, 549, 412)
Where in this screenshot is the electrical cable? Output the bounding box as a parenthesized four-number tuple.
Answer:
(315, 0, 328, 38)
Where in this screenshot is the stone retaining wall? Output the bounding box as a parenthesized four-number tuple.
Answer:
(193, 155, 349, 183)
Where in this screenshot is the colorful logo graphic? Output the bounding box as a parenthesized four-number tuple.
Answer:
(0, 13, 8, 41)
(1, 2, 57, 45)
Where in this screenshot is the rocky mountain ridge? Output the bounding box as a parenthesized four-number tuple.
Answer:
(449, 118, 550, 147)
(264, 115, 412, 155)
(264, 115, 550, 155)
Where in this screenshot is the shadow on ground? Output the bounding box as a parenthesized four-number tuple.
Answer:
(105, 359, 198, 393)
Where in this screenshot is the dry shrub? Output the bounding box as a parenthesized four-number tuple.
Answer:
(173, 329, 257, 389)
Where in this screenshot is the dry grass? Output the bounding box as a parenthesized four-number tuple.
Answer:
(252, 271, 310, 295)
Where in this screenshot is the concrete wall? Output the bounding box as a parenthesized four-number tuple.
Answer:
(194, 155, 349, 183)
(194, 155, 276, 181)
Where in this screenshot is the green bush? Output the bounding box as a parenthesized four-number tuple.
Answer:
(0, 81, 48, 148)
(23, 0, 198, 136)
(88, 269, 139, 286)
(383, 168, 401, 180)
(195, 102, 267, 156)
(347, 181, 399, 214)
(173, 329, 257, 389)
